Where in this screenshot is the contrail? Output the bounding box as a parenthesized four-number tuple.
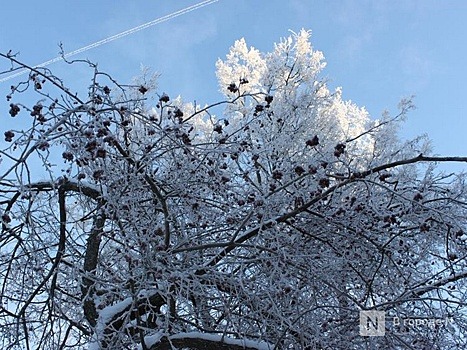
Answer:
(0, 0, 219, 83)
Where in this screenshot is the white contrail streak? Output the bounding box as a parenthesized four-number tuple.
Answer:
(0, 0, 218, 83)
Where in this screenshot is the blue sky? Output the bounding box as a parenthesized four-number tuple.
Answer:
(1, 1, 466, 170)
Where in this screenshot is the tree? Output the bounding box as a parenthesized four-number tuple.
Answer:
(1, 30, 466, 349)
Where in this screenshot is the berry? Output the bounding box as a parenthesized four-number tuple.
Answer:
(306, 135, 319, 147)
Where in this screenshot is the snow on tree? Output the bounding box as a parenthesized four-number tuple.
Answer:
(1, 30, 467, 349)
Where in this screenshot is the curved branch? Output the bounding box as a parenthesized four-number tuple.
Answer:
(0, 52, 84, 104)
(16, 185, 67, 320)
(203, 154, 467, 269)
(100, 292, 166, 348)
(81, 205, 106, 327)
(149, 334, 270, 350)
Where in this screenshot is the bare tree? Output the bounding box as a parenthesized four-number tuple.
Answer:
(1, 31, 466, 349)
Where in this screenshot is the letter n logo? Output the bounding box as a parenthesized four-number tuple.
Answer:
(359, 310, 385, 336)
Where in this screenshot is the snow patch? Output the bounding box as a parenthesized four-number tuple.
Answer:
(144, 331, 273, 350)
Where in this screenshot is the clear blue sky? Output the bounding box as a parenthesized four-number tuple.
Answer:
(1, 1, 466, 170)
